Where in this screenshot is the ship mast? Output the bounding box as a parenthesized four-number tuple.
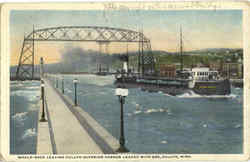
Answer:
(180, 26, 183, 72)
(126, 43, 129, 71)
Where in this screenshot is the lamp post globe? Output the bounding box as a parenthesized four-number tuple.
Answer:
(73, 78, 78, 84)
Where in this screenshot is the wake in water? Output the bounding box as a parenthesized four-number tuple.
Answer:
(145, 108, 172, 114)
(177, 90, 238, 99)
(25, 86, 40, 90)
(11, 90, 40, 101)
(28, 103, 39, 112)
(128, 107, 172, 116)
(12, 112, 28, 122)
(234, 124, 242, 128)
(65, 88, 72, 93)
(10, 83, 24, 88)
(12, 112, 28, 127)
(22, 128, 36, 139)
(161, 140, 168, 144)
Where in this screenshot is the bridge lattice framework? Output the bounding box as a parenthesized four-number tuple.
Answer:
(16, 26, 155, 80)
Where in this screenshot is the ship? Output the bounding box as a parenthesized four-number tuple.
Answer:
(95, 64, 109, 76)
(114, 27, 231, 96)
(115, 70, 230, 96)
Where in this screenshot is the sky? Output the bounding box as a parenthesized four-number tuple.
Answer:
(10, 10, 242, 65)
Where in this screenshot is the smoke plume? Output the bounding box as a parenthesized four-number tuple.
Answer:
(45, 46, 118, 73)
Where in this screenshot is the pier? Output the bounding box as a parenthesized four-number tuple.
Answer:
(36, 78, 119, 154)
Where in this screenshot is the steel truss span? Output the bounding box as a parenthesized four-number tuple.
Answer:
(16, 26, 155, 80)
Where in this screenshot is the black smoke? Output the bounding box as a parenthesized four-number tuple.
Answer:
(44, 46, 120, 73)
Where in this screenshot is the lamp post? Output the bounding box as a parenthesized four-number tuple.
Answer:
(73, 78, 78, 106)
(40, 80, 47, 122)
(115, 87, 129, 153)
(54, 76, 56, 87)
(56, 76, 58, 88)
(62, 76, 64, 94)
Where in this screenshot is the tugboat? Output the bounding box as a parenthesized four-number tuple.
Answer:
(115, 27, 231, 96)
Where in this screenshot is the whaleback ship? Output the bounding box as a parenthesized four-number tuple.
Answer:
(115, 69, 231, 96)
(114, 28, 231, 96)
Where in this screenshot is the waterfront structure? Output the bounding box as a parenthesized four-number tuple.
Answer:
(209, 63, 222, 72)
(158, 64, 176, 78)
(209, 62, 243, 79)
(222, 62, 243, 79)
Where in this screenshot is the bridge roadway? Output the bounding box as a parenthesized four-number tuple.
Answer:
(36, 78, 119, 154)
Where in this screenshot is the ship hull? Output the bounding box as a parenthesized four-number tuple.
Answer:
(192, 79, 231, 95)
(114, 76, 231, 96)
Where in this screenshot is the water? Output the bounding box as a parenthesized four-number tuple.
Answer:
(10, 81, 40, 154)
(10, 75, 242, 154)
(49, 74, 243, 154)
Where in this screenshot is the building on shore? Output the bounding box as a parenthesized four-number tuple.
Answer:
(158, 64, 176, 78)
(221, 62, 243, 79)
(209, 63, 221, 72)
(209, 62, 243, 79)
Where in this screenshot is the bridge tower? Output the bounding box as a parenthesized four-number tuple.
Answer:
(16, 26, 35, 80)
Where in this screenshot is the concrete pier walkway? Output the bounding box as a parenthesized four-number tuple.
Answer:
(36, 78, 119, 154)
(36, 100, 53, 154)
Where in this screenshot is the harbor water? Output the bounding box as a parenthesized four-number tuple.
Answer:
(52, 74, 243, 154)
(10, 81, 40, 154)
(10, 74, 243, 154)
